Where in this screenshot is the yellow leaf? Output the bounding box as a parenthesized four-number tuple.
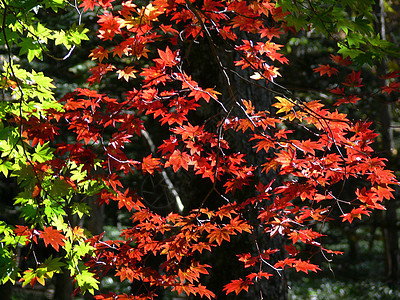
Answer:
(117, 66, 137, 81)
(37, 275, 45, 286)
(272, 96, 295, 115)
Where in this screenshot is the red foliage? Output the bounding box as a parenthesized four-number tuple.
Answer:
(39, 227, 66, 252)
(313, 64, 339, 77)
(19, 0, 398, 298)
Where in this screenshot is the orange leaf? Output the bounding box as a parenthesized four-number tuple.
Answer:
(89, 46, 109, 62)
(116, 66, 137, 81)
(141, 154, 161, 175)
(207, 228, 231, 245)
(246, 271, 273, 281)
(293, 260, 321, 273)
(313, 64, 338, 77)
(341, 207, 370, 223)
(39, 227, 66, 252)
(164, 149, 191, 172)
(32, 183, 41, 198)
(223, 278, 253, 295)
(330, 54, 352, 66)
(155, 46, 178, 67)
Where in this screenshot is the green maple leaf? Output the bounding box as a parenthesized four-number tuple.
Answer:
(18, 38, 43, 62)
(75, 269, 99, 295)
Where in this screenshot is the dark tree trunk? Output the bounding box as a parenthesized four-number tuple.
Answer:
(53, 271, 74, 300)
(181, 28, 288, 299)
(87, 195, 105, 236)
(232, 41, 288, 300)
(0, 282, 12, 300)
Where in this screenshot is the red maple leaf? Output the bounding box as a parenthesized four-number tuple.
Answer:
(342, 207, 371, 223)
(39, 227, 66, 252)
(343, 70, 363, 87)
(246, 271, 273, 281)
(313, 64, 338, 77)
(195, 283, 215, 299)
(164, 149, 191, 172)
(89, 46, 109, 62)
(330, 87, 345, 95)
(293, 260, 321, 273)
(14, 225, 33, 245)
(237, 253, 257, 268)
(80, 0, 96, 11)
(292, 139, 324, 155)
(154, 46, 178, 67)
(382, 81, 400, 94)
(285, 244, 300, 256)
(275, 148, 296, 168)
(334, 95, 361, 106)
(259, 27, 282, 40)
(141, 154, 161, 175)
(380, 71, 400, 79)
(252, 135, 275, 153)
(207, 228, 232, 246)
(330, 54, 352, 66)
(223, 278, 253, 295)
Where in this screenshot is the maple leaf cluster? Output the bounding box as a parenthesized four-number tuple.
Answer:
(12, 0, 398, 298)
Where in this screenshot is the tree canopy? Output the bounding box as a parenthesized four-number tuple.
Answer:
(0, 0, 399, 299)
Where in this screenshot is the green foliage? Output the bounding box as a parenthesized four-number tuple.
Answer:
(21, 256, 64, 287)
(53, 23, 90, 50)
(0, 0, 98, 292)
(277, 0, 399, 65)
(75, 269, 100, 295)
